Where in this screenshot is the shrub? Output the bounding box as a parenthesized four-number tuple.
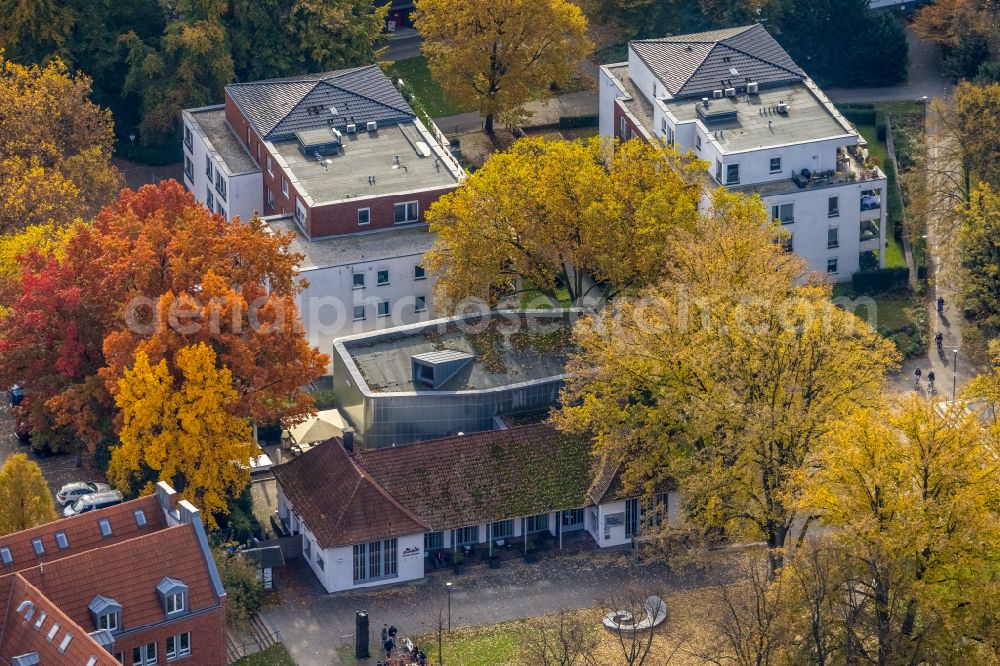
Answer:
(214, 549, 265, 628)
(852, 267, 910, 293)
(558, 115, 599, 129)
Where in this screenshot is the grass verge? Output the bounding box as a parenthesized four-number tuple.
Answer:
(385, 57, 471, 119)
(832, 285, 927, 358)
(855, 123, 906, 269)
(233, 643, 297, 665)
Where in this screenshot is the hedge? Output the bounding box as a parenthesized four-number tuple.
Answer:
(558, 115, 599, 129)
(839, 105, 876, 126)
(852, 267, 910, 293)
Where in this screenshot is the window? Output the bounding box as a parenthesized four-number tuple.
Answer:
(294, 199, 306, 228)
(266, 156, 273, 176)
(32, 538, 44, 555)
(281, 176, 289, 197)
(256, 143, 260, 163)
(645, 493, 668, 529)
(715, 160, 722, 183)
(726, 163, 740, 184)
(165, 592, 184, 614)
(214, 171, 226, 201)
(216, 202, 227, 220)
(377, 300, 390, 317)
(316, 552, 324, 571)
(860, 188, 881, 212)
(303, 538, 311, 559)
(99, 519, 112, 538)
(415, 295, 426, 312)
(771, 203, 794, 225)
(625, 498, 640, 538)
(132, 643, 157, 666)
(97, 612, 118, 632)
(184, 157, 193, 181)
(561, 508, 584, 527)
(780, 232, 793, 253)
(166, 633, 191, 661)
(828, 196, 840, 218)
(526, 514, 549, 533)
(358, 208, 371, 225)
(414, 265, 426, 280)
(453, 526, 478, 546)
(490, 519, 514, 539)
(696, 134, 702, 151)
(377, 270, 389, 285)
(205, 155, 212, 179)
(352, 305, 364, 321)
(619, 116, 627, 139)
(827, 257, 839, 274)
(183, 125, 193, 152)
(352, 272, 365, 289)
(246, 126, 250, 147)
(206, 188, 214, 212)
(267, 189, 274, 209)
(424, 532, 443, 550)
(828, 227, 839, 249)
(0, 548, 11, 565)
(352, 539, 398, 583)
(134, 510, 147, 527)
(55, 532, 69, 549)
(769, 156, 781, 173)
(393, 201, 418, 224)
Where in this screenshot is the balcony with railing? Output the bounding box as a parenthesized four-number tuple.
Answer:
(859, 219, 881, 252)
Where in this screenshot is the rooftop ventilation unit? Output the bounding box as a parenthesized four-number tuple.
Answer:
(724, 87, 736, 97)
(697, 97, 739, 124)
(747, 81, 759, 94)
(411, 350, 474, 389)
(346, 123, 357, 133)
(367, 121, 378, 132)
(777, 101, 789, 115)
(713, 89, 723, 99)
(295, 127, 341, 156)
(415, 141, 432, 157)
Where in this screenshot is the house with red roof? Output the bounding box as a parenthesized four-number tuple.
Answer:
(0, 483, 226, 665)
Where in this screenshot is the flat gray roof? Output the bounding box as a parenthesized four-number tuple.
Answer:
(266, 215, 435, 269)
(345, 316, 573, 392)
(663, 82, 854, 152)
(275, 122, 459, 205)
(189, 107, 260, 175)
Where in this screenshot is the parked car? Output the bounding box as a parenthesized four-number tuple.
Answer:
(56, 481, 113, 507)
(63, 490, 123, 517)
(7, 384, 23, 408)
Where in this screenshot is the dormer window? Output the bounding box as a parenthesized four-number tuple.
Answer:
(134, 510, 147, 527)
(156, 577, 189, 617)
(88, 595, 122, 634)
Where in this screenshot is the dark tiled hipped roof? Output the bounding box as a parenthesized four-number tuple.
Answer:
(226, 64, 416, 140)
(272, 442, 429, 548)
(630, 24, 804, 99)
(273, 424, 595, 547)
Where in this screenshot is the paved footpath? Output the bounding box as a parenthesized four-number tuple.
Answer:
(263, 549, 725, 666)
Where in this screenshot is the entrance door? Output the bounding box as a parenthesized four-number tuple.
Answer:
(558, 508, 585, 534)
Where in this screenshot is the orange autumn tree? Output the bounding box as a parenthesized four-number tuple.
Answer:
(0, 182, 327, 478)
(111, 344, 255, 528)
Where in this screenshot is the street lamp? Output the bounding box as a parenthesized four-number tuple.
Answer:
(953, 349, 959, 402)
(128, 131, 136, 159)
(921, 95, 928, 125)
(446, 582, 452, 635)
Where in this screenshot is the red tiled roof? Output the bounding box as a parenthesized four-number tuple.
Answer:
(272, 440, 429, 548)
(273, 424, 596, 546)
(0, 574, 117, 665)
(14, 525, 220, 635)
(0, 495, 165, 575)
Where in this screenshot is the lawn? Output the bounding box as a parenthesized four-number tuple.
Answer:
(385, 57, 471, 119)
(233, 644, 297, 666)
(416, 624, 523, 666)
(831, 285, 928, 358)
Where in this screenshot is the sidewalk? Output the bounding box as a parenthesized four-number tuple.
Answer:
(263, 549, 726, 666)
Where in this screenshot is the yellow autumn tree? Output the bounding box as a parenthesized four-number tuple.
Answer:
(0, 54, 121, 233)
(796, 395, 1000, 664)
(424, 137, 705, 308)
(414, 0, 592, 134)
(555, 190, 900, 572)
(110, 343, 254, 528)
(0, 453, 57, 535)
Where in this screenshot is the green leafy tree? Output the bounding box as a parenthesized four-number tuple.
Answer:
(0, 0, 76, 64)
(121, 0, 235, 147)
(0, 453, 57, 535)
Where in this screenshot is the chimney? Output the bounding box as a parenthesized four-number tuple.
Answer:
(343, 427, 355, 453)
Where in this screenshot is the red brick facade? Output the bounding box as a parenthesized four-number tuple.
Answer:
(613, 100, 645, 143)
(225, 90, 457, 239)
(112, 607, 226, 666)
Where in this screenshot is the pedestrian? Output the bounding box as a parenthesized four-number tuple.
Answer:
(928, 370, 935, 390)
(388, 625, 398, 639)
(384, 636, 394, 657)
(937, 296, 945, 313)
(915, 367, 921, 386)
(381, 624, 388, 643)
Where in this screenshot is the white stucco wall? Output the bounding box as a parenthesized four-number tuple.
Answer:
(316, 533, 425, 594)
(182, 109, 262, 224)
(599, 65, 628, 140)
(296, 253, 436, 374)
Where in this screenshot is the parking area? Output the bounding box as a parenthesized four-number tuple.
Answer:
(0, 403, 108, 509)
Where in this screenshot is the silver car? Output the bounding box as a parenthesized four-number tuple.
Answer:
(56, 481, 112, 506)
(63, 490, 123, 517)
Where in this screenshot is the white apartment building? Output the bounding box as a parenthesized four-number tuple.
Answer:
(599, 25, 888, 281)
